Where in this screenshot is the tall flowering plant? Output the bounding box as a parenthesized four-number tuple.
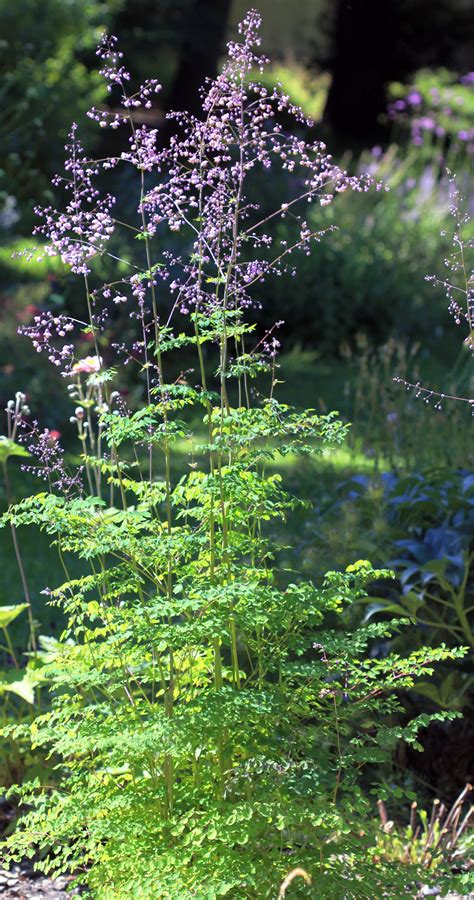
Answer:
(1, 12, 463, 897)
(394, 172, 473, 410)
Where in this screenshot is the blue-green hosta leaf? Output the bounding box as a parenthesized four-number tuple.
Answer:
(411, 672, 474, 710)
(363, 601, 408, 622)
(0, 437, 31, 464)
(0, 603, 29, 627)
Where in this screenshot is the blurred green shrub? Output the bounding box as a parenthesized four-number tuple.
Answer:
(388, 68, 474, 166)
(257, 146, 458, 353)
(0, 0, 118, 230)
(245, 59, 472, 352)
(259, 64, 330, 122)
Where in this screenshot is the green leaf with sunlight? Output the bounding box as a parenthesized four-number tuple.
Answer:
(0, 438, 31, 464)
(0, 604, 29, 628)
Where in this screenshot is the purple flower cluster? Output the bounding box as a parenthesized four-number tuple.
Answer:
(132, 10, 373, 320)
(431, 175, 473, 340)
(19, 310, 75, 369)
(18, 418, 83, 493)
(16, 9, 379, 465)
(395, 173, 473, 410)
(33, 125, 116, 274)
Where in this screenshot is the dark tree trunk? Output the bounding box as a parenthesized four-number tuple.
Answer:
(167, 0, 233, 118)
(324, 0, 473, 143)
(324, 0, 396, 141)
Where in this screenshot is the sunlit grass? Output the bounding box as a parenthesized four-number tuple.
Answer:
(0, 239, 67, 280)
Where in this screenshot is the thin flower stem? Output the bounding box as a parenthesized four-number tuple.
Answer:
(2, 461, 36, 653)
(2, 626, 19, 669)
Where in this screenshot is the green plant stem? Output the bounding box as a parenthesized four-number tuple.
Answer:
(139, 169, 176, 816)
(2, 626, 19, 669)
(2, 461, 36, 652)
(193, 204, 228, 788)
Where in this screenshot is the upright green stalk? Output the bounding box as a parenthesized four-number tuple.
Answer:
(2, 460, 36, 653)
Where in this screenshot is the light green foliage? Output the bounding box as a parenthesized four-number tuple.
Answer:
(0, 21, 469, 896)
(0, 438, 30, 464)
(1, 370, 464, 896)
(0, 239, 68, 280)
(0, 605, 48, 785)
(0, 604, 29, 628)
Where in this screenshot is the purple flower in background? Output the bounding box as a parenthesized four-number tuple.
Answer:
(418, 116, 435, 131)
(388, 69, 473, 157)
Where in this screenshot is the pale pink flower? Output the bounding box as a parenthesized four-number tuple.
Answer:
(70, 355, 102, 375)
